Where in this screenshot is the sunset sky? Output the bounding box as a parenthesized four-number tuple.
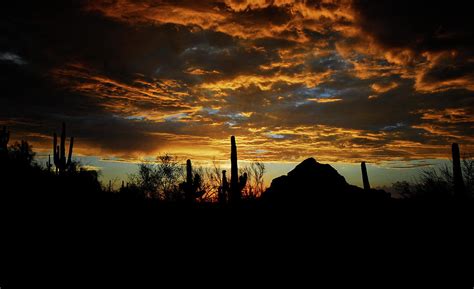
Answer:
(1, 0, 473, 187)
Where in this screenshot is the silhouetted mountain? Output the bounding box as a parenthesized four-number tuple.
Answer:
(262, 157, 390, 205)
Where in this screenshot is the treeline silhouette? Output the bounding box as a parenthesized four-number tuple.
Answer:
(0, 123, 473, 212)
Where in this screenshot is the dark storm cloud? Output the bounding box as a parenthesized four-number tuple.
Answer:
(352, 0, 474, 52)
(351, 0, 474, 91)
(0, 59, 180, 156)
(0, 1, 201, 154)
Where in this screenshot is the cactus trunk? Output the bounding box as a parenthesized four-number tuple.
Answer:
(53, 122, 74, 174)
(219, 170, 228, 204)
(60, 122, 66, 168)
(186, 159, 193, 185)
(361, 161, 371, 190)
(53, 133, 58, 173)
(182, 159, 204, 202)
(185, 159, 193, 201)
(452, 143, 465, 198)
(230, 136, 240, 203)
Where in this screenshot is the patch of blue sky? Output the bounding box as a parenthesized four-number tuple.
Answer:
(265, 133, 285, 139)
(382, 122, 405, 131)
(202, 107, 220, 115)
(225, 112, 250, 120)
(125, 115, 147, 121)
(164, 113, 188, 121)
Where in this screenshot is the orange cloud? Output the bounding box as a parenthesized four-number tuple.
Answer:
(200, 70, 332, 91)
(371, 81, 398, 93)
(417, 108, 474, 124)
(51, 63, 198, 121)
(414, 51, 474, 92)
(86, 0, 354, 42)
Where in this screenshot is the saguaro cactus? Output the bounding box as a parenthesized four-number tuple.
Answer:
(0, 126, 9, 156)
(229, 136, 248, 203)
(186, 159, 193, 187)
(452, 143, 465, 198)
(53, 122, 74, 174)
(230, 136, 240, 203)
(47, 154, 52, 172)
(361, 161, 371, 190)
(218, 170, 229, 204)
(183, 159, 204, 201)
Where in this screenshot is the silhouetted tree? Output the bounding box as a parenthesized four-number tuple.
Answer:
(249, 161, 266, 198)
(239, 163, 265, 198)
(391, 181, 412, 199)
(156, 154, 183, 201)
(202, 159, 222, 202)
(462, 154, 474, 195)
(130, 163, 160, 199)
(129, 154, 184, 200)
(9, 140, 35, 166)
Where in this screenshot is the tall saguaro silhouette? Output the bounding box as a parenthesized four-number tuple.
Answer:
(452, 143, 465, 198)
(53, 122, 74, 174)
(230, 136, 240, 203)
(361, 161, 371, 190)
(183, 159, 204, 202)
(185, 159, 193, 201)
(186, 159, 193, 186)
(229, 136, 248, 204)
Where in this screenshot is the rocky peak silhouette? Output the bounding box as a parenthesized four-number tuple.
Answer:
(288, 157, 348, 187)
(263, 157, 389, 204)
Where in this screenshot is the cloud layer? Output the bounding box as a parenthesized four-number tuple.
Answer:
(1, 0, 473, 163)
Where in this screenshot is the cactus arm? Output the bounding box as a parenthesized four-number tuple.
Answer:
(238, 172, 248, 191)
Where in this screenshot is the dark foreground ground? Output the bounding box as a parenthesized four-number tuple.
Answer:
(1, 193, 473, 288)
